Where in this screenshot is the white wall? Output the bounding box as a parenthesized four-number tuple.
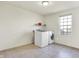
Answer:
(0, 3, 43, 51)
(44, 7, 79, 49)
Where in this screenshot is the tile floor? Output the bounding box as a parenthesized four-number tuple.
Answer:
(0, 43, 79, 58)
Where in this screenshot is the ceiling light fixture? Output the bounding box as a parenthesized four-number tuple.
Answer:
(42, 1, 49, 7)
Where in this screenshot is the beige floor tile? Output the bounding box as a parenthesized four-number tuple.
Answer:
(0, 44, 79, 58)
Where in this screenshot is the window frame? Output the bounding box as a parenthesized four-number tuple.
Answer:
(59, 14, 72, 35)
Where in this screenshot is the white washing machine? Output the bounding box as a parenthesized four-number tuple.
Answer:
(48, 31, 54, 44)
(34, 30, 49, 47)
(34, 30, 54, 47)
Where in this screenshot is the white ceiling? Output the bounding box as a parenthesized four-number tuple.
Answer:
(1, 1, 79, 15)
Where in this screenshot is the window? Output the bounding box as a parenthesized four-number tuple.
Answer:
(59, 14, 72, 35)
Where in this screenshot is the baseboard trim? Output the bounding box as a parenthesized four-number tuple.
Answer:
(1, 42, 79, 52)
(55, 42, 79, 50)
(0, 42, 33, 52)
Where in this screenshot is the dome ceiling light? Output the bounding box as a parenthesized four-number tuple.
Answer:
(41, 1, 49, 7)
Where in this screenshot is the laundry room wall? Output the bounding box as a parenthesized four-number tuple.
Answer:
(0, 3, 43, 51)
(43, 7, 79, 49)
